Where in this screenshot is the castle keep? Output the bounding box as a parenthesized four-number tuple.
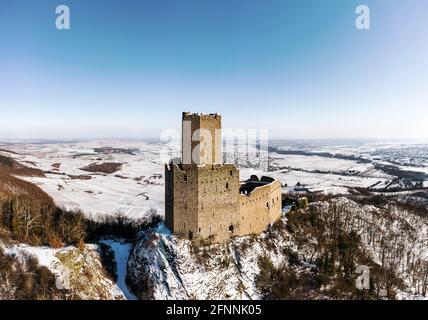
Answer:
(165, 112, 282, 243)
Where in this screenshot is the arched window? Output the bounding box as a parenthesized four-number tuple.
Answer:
(184, 175, 187, 182)
(226, 182, 229, 189)
(230, 170, 233, 176)
(229, 225, 234, 233)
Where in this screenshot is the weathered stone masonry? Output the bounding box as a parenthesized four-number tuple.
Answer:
(165, 112, 282, 243)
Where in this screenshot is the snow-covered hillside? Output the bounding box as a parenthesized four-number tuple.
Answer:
(127, 224, 286, 299)
(1, 242, 128, 300)
(127, 197, 428, 300)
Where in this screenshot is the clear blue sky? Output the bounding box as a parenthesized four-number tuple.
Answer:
(0, 0, 427, 140)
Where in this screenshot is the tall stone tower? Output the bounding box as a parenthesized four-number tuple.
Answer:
(181, 112, 222, 167)
(165, 112, 240, 243)
(165, 112, 282, 244)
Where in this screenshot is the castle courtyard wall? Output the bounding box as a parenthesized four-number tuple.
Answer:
(238, 180, 282, 236)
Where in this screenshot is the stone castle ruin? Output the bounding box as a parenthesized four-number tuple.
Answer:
(165, 112, 282, 243)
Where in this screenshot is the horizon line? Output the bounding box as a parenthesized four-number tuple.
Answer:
(1, 136, 427, 144)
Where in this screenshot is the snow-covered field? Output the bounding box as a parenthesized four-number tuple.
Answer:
(1, 140, 166, 219)
(1, 139, 427, 219)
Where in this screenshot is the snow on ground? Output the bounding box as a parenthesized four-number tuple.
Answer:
(271, 154, 371, 173)
(2, 140, 166, 219)
(396, 291, 428, 300)
(128, 198, 428, 300)
(127, 223, 283, 299)
(3, 197, 421, 300)
(100, 240, 137, 300)
(1, 139, 427, 300)
(2, 243, 127, 299)
(1, 139, 426, 219)
(3, 244, 68, 283)
(241, 166, 390, 195)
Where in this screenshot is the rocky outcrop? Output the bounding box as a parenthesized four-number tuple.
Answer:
(127, 197, 428, 300)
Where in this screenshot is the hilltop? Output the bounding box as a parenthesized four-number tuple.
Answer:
(0, 154, 45, 178)
(127, 197, 428, 300)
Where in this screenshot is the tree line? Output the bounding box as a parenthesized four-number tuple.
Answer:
(0, 191, 161, 248)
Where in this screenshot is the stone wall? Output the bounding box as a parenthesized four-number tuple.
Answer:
(182, 112, 222, 166)
(165, 163, 240, 242)
(238, 180, 282, 236)
(196, 164, 240, 242)
(165, 163, 199, 238)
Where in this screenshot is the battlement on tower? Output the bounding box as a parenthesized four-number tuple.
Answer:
(182, 112, 221, 121)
